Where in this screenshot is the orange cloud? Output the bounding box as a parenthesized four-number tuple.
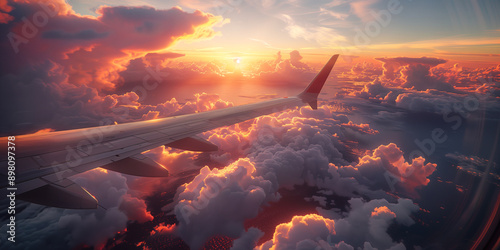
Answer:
(341, 121, 379, 135)
(119, 194, 154, 223)
(1, 1, 222, 89)
(371, 206, 396, 217)
(150, 223, 176, 236)
(256, 214, 335, 250)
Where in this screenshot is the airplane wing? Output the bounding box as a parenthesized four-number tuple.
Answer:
(0, 54, 339, 209)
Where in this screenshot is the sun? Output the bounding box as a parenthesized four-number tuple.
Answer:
(235, 57, 241, 64)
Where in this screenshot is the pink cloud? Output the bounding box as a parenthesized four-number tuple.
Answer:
(1, 1, 221, 89)
(350, 0, 379, 22)
(357, 143, 437, 194)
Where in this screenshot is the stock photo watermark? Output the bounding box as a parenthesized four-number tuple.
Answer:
(7, 2, 60, 54)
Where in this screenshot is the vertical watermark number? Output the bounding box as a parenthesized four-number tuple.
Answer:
(6, 136, 17, 243)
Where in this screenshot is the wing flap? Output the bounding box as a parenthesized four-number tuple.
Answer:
(101, 153, 169, 177)
(166, 136, 218, 152)
(18, 179, 98, 209)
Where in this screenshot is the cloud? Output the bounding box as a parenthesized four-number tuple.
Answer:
(350, 61, 382, 82)
(354, 143, 437, 195)
(256, 198, 417, 250)
(231, 227, 265, 250)
(0, 1, 221, 89)
(119, 194, 154, 223)
(256, 214, 336, 250)
(172, 158, 275, 249)
(256, 50, 318, 85)
(150, 223, 176, 236)
(327, 198, 417, 249)
(161, 100, 431, 248)
(350, 0, 379, 22)
(0, 0, 227, 136)
(446, 153, 500, 183)
(375, 57, 453, 91)
(376, 57, 448, 68)
(165, 104, 374, 248)
(280, 14, 347, 47)
(312, 142, 437, 199)
(371, 206, 396, 217)
(400, 63, 454, 92)
(341, 121, 379, 135)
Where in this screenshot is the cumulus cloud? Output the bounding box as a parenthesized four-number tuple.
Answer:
(374, 57, 453, 91)
(119, 194, 154, 223)
(256, 214, 336, 250)
(172, 158, 275, 249)
(354, 143, 437, 194)
(350, 61, 382, 82)
(1, 1, 221, 89)
(327, 198, 417, 249)
(256, 198, 417, 250)
(255, 50, 319, 85)
(375, 57, 455, 92)
(161, 101, 430, 249)
(164, 104, 374, 248)
(311, 142, 437, 200)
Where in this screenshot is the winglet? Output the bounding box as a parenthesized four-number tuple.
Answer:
(298, 54, 339, 109)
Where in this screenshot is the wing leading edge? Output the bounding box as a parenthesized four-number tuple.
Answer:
(0, 54, 339, 209)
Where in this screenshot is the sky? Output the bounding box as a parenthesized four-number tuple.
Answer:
(65, 0, 500, 65)
(0, 0, 500, 249)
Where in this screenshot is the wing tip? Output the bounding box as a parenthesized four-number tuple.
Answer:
(298, 54, 339, 108)
(300, 54, 339, 96)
